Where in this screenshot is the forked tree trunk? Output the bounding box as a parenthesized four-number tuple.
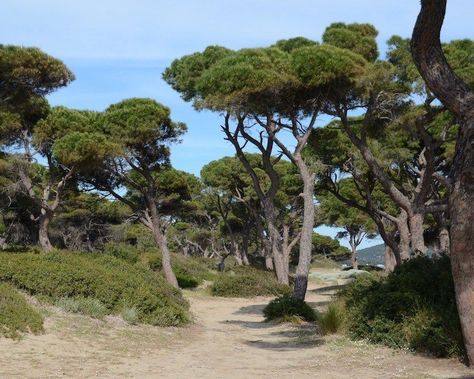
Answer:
(293, 158, 316, 300)
(411, 0, 474, 364)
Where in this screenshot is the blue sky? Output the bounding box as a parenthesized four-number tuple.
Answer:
(2, 1, 472, 249)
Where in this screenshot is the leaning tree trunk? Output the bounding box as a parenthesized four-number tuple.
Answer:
(293, 157, 316, 300)
(411, 0, 474, 364)
(145, 196, 178, 288)
(38, 210, 53, 252)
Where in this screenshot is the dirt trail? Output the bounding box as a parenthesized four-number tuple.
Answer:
(0, 282, 473, 378)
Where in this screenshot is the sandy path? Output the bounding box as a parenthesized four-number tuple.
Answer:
(0, 283, 473, 378)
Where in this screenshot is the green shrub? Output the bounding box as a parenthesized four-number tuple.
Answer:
(319, 300, 346, 334)
(211, 267, 291, 297)
(103, 242, 139, 264)
(55, 297, 81, 313)
(56, 297, 108, 319)
(311, 257, 341, 270)
(263, 294, 317, 323)
(145, 253, 217, 289)
(76, 298, 107, 319)
(121, 307, 139, 325)
(339, 255, 465, 359)
(0, 251, 190, 326)
(0, 283, 44, 338)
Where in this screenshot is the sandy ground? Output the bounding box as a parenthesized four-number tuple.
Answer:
(0, 280, 473, 379)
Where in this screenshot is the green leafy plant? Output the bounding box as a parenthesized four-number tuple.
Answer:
(339, 255, 465, 359)
(319, 300, 346, 334)
(0, 283, 44, 339)
(263, 294, 317, 323)
(211, 267, 291, 298)
(145, 253, 217, 289)
(0, 251, 190, 326)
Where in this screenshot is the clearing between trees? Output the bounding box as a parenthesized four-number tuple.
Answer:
(0, 276, 471, 379)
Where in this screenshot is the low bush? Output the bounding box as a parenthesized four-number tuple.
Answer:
(319, 300, 345, 334)
(0, 251, 190, 326)
(339, 255, 465, 359)
(211, 267, 291, 297)
(0, 283, 44, 338)
(102, 242, 139, 264)
(311, 257, 341, 270)
(121, 307, 139, 325)
(263, 294, 317, 323)
(146, 253, 217, 288)
(56, 297, 108, 319)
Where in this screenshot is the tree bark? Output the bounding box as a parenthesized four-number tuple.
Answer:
(396, 210, 411, 261)
(293, 157, 316, 300)
(38, 210, 53, 252)
(384, 246, 397, 273)
(349, 238, 358, 270)
(411, 0, 474, 364)
(267, 215, 289, 285)
(145, 195, 178, 288)
(241, 230, 250, 265)
(265, 255, 274, 270)
(438, 226, 450, 255)
(408, 211, 427, 255)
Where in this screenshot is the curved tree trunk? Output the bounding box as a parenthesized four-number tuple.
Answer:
(151, 225, 178, 288)
(145, 195, 178, 288)
(412, 0, 474, 364)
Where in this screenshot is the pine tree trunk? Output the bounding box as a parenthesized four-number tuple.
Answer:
(293, 159, 316, 300)
(449, 124, 474, 364)
(438, 226, 450, 255)
(146, 196, 178, 288)
(266, 211, 289, 284)
(408, 212, 427, 255)
(411, 0, 474, 364)
(241, 233, 250, 265)
(397, 211, 411, 261)
(350, 239, 358, 270)
(384, 246, 397, 273)
(38, 211, 53, 252)
(265, 255, 274, 270)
